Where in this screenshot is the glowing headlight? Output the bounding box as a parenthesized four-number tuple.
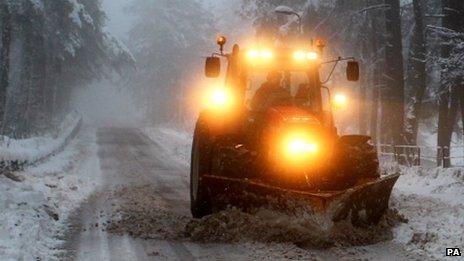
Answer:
(306, 51, 318, 60)
(247, 50, 259, 59)
(287, 139, 319, 155)
(202, 87, 233, 110)
(211, 88, 229, 106)
(261, 49, 273, 59)
(293, 50, 318, 61)
(247, 49, 273, 60)
(333, 93, 348, 110)
(293, 50, 306, 60)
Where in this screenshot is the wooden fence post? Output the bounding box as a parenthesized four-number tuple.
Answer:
(443, 146, 450, 168)
(417, 147, 421, 166)
(437, 147, 442, 167)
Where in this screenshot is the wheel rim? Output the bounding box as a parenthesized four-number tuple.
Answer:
(192, 138, 200, 202)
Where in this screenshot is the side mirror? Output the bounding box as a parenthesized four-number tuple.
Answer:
(205, 57, 220, 78)
(346, 61, 359, 82)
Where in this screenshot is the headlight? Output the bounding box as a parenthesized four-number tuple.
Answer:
(293, 50, 306, 60)
(247, 49, 273, 60)
(293, 50, 318, 61)
(247, 50, 259, 59)
(333, 93, 348, 110)
(287, 139, 319, 156)
(211, 89, 229, 106)
(261, 49, 273, 59)
(306, 51, 318, 60)
(204, 87, 233, 110)
(275, 131, 325, 168)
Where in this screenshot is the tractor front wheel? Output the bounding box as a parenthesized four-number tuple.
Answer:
(190, 120, 213, 218)
(331, 135, 380, 189)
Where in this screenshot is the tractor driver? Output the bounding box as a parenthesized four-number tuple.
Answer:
(250, 71, 292, 112)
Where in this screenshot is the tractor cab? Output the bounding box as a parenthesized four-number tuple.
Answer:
(204, 37, 358, 140)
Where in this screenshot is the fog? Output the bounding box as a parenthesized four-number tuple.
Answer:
(2, 2, 464, 259)
(71, 0, 137, 128)
(102, 0, 134, 39)
(2, 0, 459, 150)
(71, 0, 230, 129)
(71, 80, 143, 128)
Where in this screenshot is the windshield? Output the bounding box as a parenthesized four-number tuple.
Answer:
(245, 70, 312, 111)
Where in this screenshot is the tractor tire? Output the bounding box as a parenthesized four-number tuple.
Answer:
(331, 136, 380, 189)
(350, 144, 379, 180)
(190, 119, 213, 218)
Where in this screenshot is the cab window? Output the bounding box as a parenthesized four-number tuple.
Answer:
(244, 70, 310, 111)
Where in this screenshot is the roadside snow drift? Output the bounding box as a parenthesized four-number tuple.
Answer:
(391, 166, 464, 259)
(0, 127, 101, 260)
(0, 111, 82, 168)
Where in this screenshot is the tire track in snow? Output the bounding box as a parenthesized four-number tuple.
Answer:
(62, 127, 195, 260)
(125, 130, 196, 260)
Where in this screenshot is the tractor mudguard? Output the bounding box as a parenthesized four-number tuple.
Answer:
(198, 109, 241, 137)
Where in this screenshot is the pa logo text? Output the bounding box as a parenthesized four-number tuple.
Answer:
(446, 248, 461, 256)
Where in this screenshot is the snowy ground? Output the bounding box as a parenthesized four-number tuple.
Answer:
(0, 127, 101, 260)
(0, 111, 81, 165)
(390, 165, 464, 259)
(1, 125, 463, 260)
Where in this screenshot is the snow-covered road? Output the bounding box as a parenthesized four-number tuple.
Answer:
(62, 127, 198, 260)
(5, 125, 459, 260)
(55, 127, 431, 260)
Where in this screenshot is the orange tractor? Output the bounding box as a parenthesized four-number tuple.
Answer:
(190, 36, 399, 225)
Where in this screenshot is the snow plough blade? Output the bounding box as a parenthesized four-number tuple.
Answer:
(203, 173, 400, 225)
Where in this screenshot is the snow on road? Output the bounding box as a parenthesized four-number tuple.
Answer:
(0, 126, 101, 260)
(143, 127, 192, 167)
(1, 125, 463, 260)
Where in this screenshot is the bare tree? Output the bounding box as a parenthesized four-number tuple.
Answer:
(437, 0, 464, 167)
(368, 6, 385, 142)
(0, 2, 11, 133)
(382, 0, 405, 144)
(404, 0, 426, 145)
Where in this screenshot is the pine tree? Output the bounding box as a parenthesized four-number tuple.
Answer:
(127, 0, 215, 125)
(0, 0, 133, 138)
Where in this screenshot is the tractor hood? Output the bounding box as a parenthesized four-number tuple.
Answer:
(265, 106, 321, 125)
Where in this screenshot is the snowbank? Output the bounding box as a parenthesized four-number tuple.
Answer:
(0, 127, 101, 260)
(390, 166, 464, 259)
(0, 111, 82, 170)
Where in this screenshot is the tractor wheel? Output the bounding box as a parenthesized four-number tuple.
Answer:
(190, 120, 213, 218)
(332, 136, 380, 189)
(349, 142, 380, 180)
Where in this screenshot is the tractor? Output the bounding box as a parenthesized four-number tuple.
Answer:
(190, 35, 399, 225)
